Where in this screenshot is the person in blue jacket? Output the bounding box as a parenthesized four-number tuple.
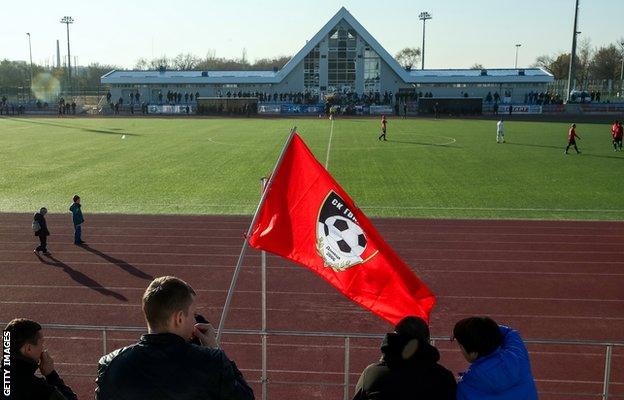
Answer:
(452, 317, 538, 400)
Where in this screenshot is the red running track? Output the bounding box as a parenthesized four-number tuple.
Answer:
(0, 213, 623, 399)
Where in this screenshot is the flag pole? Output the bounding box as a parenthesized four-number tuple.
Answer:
(260, 177, 268, 400)
(216, 127, 297, 345)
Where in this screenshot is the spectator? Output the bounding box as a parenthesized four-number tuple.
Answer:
(453, 317, 538, 400)
(353, 316, 456, 400)
(69, 195, 85, 245)
(33, 207, 50, 255)
(96, 276, 254, 400)
(3, 318, 77, 400)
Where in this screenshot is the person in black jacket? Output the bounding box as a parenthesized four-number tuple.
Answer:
(3, 318, 77, 400)
(353, 316, 456, 400)
(96, 276, 254, 400)
(33, 207, 50, 255)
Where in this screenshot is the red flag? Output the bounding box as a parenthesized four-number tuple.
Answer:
(248, 133, 435, 325)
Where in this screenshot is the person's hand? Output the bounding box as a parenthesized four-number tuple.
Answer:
(193, 323, 218, 349)
(39, 350, 55, 376)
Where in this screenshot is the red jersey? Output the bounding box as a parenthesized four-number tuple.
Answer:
(568, 128, 577, 141)
(612, 124, 619, 139)
(615, 125, 623, 139)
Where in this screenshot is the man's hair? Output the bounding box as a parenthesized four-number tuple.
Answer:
(4, 318, 42, 353)
(453, 317, 502, 358)
(72, 195, 80, 202)
(142, 276, 196, 329)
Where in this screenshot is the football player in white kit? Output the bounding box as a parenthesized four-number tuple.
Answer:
(496, 119, 505, 143)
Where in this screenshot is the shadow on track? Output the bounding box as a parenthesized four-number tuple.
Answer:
(80, 245, 153, 280)
(35, 253, 128, 301)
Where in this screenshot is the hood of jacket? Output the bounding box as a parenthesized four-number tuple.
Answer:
(380, 332, 440, 369)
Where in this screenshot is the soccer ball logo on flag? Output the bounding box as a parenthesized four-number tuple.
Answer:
(316, 191, 378, 271)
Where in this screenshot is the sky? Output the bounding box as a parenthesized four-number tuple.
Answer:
(2, 0, 623, 70)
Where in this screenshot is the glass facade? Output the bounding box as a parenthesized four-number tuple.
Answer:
(327, 26, 357, 93)
(304, 45, 320, 94)
(363, 47, 380, 93)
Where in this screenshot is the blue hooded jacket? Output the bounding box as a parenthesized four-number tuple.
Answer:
(457, 326, 538, 400)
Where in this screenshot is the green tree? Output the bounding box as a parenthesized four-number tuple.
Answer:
(589, 44, 621, 81)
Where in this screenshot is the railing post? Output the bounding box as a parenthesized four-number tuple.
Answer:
(343, 337, 350, 400)
(102, 327, 108, 356)
(261, 333, 268, 400)
(602, 344, 613, 400)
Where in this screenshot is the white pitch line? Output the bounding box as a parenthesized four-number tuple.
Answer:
(324, 119, 334, 169)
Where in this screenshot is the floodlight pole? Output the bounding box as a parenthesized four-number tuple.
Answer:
(619, 41, 624, 98)
(419, 12, 432, 70)
(27, 33, 33, 101)
(60, 16, 74, 94)
(565, 0, 580, 102)
(514, 44, 521, 69)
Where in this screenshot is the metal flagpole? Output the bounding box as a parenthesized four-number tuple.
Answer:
(260, 177, 268, 400)
(216, 127, 297, 345)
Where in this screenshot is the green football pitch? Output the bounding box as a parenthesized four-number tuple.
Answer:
(1, 116, 622, 220)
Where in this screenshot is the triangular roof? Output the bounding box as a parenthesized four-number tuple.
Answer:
(277, 7, 411, 82)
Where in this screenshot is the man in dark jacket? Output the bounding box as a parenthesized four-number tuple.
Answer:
(453, 317, 538, 400)
(353, 316, 456, 400)
(33, 207, 50, 255)
(69, 195, 85, 245)
(3, 318, 77, 400)
(96, 276, 254, 400)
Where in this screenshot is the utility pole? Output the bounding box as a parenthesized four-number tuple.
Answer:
(419, 12, 432, 70)
(514, 44, 521, 69)
(60, 16, 74, 93)
(27, 33, 33, 101)
(565, 0, 580, 102)
(619, 40, 624, 98)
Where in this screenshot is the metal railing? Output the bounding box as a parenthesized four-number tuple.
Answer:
(4, 322, 621, 400)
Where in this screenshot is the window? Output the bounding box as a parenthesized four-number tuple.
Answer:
(304, 45, 320, 94)
(363, 47, 380, 93)
(327, 25, 357, 93)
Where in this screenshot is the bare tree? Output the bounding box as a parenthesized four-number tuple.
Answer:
(134, 58, 149, 70)
(576, 37, 593, 87)
(470, 63, 484, 69)
(172, 53, 201, 70)
(395, 47, 421, 70)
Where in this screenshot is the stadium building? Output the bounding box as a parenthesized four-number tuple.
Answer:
(101, 7, 554, 105)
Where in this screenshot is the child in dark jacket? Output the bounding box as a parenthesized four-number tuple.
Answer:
(353, 316, 456, 400)
(33, 207, 50, 255)
(69, 195, 85, 245)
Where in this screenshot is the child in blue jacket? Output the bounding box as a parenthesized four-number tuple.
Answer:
(69, 195, 85, 245)
(453, 317, 538, 400)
